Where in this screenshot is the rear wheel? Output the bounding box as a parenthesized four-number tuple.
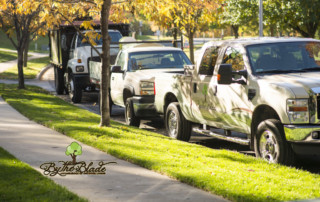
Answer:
(125, 98, 140, 127)
(67, 73, 82, 103)
(165, 102, 191, 141)
(254, 119, 295, 165)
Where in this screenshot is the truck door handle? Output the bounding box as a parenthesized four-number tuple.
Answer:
(193, 83, 197, 93)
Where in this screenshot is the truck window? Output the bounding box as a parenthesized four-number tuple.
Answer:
(127, 50, 191, 70)
(247, 42, 320, 74)
(70, 34, 76, 50)
(77, 31, 123, 47)
(116, 52, 125, 70)
(223, 47, 245, 71)
(199, 46, 219, 75)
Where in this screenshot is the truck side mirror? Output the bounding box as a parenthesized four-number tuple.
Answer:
(111, 65, 124, 73)
(217, 64, 233, 84)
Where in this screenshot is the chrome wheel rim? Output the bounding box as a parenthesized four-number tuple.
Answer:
(68, 79, 74, 96)
(259, 130, 280, 163)
(168, 110, 178, 138)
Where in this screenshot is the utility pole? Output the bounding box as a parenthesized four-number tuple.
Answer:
(259, 0, 263, 37)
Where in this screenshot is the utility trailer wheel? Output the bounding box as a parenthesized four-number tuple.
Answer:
(165, 102, 191, 141)
(125, 98, 140, 127)
(67, 73, 82, 103)
(254, 119, 295, 165)
(54, 66, 65, 95)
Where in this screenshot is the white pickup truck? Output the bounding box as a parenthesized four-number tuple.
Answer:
(154, 37, 320, 165)
(90, 43, 191, 126)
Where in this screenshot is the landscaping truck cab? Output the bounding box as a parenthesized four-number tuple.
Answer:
(154, 37, 320, 165)
(49, 20, 129, 103)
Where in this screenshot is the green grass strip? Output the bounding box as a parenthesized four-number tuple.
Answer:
(0, 50, 17, 63)
(0, 146, 87, 201)
(0, 57, 49, 80)
(0, 84, 320, 202)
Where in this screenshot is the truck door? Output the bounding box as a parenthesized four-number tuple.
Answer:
(215, 46, 251, 133)
(191, 46, 221, 124)
(110, 51, 125, 106)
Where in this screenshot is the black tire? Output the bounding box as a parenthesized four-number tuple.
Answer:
(254, 119, 295, 165)
(165, 102, 191, 141)
(125, 98, 140, 127)
(67, 73, 82, 103)
(54, 66, 65, 95)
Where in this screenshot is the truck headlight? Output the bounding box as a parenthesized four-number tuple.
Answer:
(287, 99, 309, 123)
(140, 81, 155, 95)
(76, 66, 84, 72)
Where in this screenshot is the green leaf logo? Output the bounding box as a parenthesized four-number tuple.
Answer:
(65, 142, 82, 164)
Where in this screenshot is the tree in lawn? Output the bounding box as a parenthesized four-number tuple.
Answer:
(156, 0, 221, 64)
(65, 142, 83, 164)
(267, 0, 320, 38)
(0, 0, 47, 89)
(220, 0, 258, 38)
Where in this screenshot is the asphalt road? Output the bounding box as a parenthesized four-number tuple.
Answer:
(46, 79, 320, 175)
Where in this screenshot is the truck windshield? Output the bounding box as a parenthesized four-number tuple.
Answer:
(127, 50, 192, 70)
(247, 42, 320, 74)
(77, 31, 122, 47)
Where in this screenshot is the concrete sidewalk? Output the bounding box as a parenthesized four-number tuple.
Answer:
(0, 50, 48, 73)
(0, 96, 228, 202)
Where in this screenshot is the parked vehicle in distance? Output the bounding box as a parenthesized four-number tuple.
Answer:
(49, 20, 129, 103)
(90, 43, 192, 126)
(153, 37, 320, 165)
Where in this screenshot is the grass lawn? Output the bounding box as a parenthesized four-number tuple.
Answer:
(0, 50, 17, 63)
(0, 147, 87, 201)
(0, 84, 320, 202)
(0, 57, 49, 79)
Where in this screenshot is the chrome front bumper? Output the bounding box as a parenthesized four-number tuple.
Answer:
(284, 125, 320, 142)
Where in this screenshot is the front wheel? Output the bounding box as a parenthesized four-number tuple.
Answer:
(254, 119, 295, 165)
(67, 73, 82, 103)
(165, 102, 191, 141)
(125, 98, 140, 127)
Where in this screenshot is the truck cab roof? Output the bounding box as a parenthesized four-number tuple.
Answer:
(203, 37, 320, 49)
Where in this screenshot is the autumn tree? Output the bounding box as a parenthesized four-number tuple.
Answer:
(0, 0, 47, 89)
(138, 0, 221, 64)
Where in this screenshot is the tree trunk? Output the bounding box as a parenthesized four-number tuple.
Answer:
(71, 154, 76, 164)
(172, 27, 178, 47)
(188, 32, 195, 64)
(23, 36, 30, 67)
(270, 25, 275, 37)
(99, 0, 112, 127)
(17, 49, 25, 89)
(231, 25, 239, 39)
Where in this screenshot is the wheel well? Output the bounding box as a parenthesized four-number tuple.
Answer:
(123, 88, 133, 103)
(164, 93, 178, 113)
(250, 105, 281, 149)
